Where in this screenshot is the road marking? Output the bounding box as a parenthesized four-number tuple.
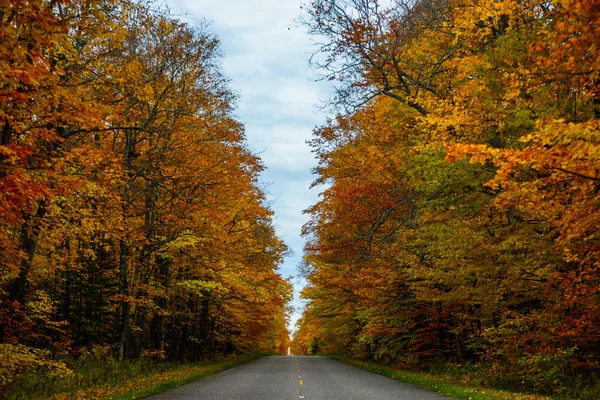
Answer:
(299, 397, 304, 399)
(299, 379, 304, 386)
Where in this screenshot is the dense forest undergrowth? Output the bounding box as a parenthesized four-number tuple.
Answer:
(3, 352, 265, 400)
(294, 0, 599, 399)
(327, 354, 599, 399)
(0, 0, 291, 396)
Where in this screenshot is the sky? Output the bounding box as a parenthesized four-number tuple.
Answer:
(167, 0, 330, 331)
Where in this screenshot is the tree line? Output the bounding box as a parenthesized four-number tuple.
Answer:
(294, 0, 599, 394)
(0, 0, 291, 387)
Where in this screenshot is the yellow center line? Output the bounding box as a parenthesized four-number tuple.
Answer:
(299, 379, 304, 386)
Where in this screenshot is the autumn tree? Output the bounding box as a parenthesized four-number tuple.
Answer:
(0, 0, 127, 346)
(298, 0, 599, 393)
(302, 0, 454, 114)
(0, 0, 292, 388)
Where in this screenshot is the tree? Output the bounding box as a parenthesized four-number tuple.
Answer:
(0, 1, 292, 387)
(298, 0, 599, 391)
(302, 0, 454, 114)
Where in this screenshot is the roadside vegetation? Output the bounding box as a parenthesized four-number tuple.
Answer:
(295, 0, 599, 399)
(2, 352, 265, 400)
(327, 355, 600, 400)
(0, 0, 291, 397)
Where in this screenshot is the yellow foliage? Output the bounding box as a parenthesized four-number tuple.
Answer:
(0, 344, 71, 390)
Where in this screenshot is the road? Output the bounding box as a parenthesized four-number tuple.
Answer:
(146, 355, 451, 399)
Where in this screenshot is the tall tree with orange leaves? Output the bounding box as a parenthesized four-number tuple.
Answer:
(297, 0, 599, 394)
(0, 0, 292, 388)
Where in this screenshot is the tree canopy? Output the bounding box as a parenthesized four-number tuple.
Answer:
(294, 0, 599, 394)
(0, 0, 291, 388)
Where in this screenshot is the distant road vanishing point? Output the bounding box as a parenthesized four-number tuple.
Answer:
(146, 355, 452, 399)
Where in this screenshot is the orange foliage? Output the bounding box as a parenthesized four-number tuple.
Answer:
(296, 0, 599, 394)
(0, 0, 291, 388)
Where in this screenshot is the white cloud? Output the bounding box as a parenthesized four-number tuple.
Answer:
(168, 0, 330, 333)
(188, 0, 301, 29)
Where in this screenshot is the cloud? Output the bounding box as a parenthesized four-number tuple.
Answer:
(169, 0, 329, 333)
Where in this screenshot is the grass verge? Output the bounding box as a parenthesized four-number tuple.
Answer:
(102, 354, 264, 400)
(4, 354, 265, 400)
(325, 355, 550, 400)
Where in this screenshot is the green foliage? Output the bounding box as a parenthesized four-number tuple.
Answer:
(308, 337, 322, 355)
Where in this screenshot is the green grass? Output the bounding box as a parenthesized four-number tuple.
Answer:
(105, 355, 265, 400)
(2, 354, 266, 400)
(325, 355, 550, 400)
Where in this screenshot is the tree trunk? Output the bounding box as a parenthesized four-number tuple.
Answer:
(8, 202, 47, 304)
(450, 313, 464, 364)
(119, 239, 130, 360)
(1, 117, 10, 147)
(118, 129, 136, 359)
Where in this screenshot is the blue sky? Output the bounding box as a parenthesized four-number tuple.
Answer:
(168, 0, 330, 331)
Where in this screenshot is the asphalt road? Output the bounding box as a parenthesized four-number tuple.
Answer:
(146, 355, 451, 400)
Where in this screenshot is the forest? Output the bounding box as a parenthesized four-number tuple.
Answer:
(293, 0, 600, 397)
(0, 0, 292, 392)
